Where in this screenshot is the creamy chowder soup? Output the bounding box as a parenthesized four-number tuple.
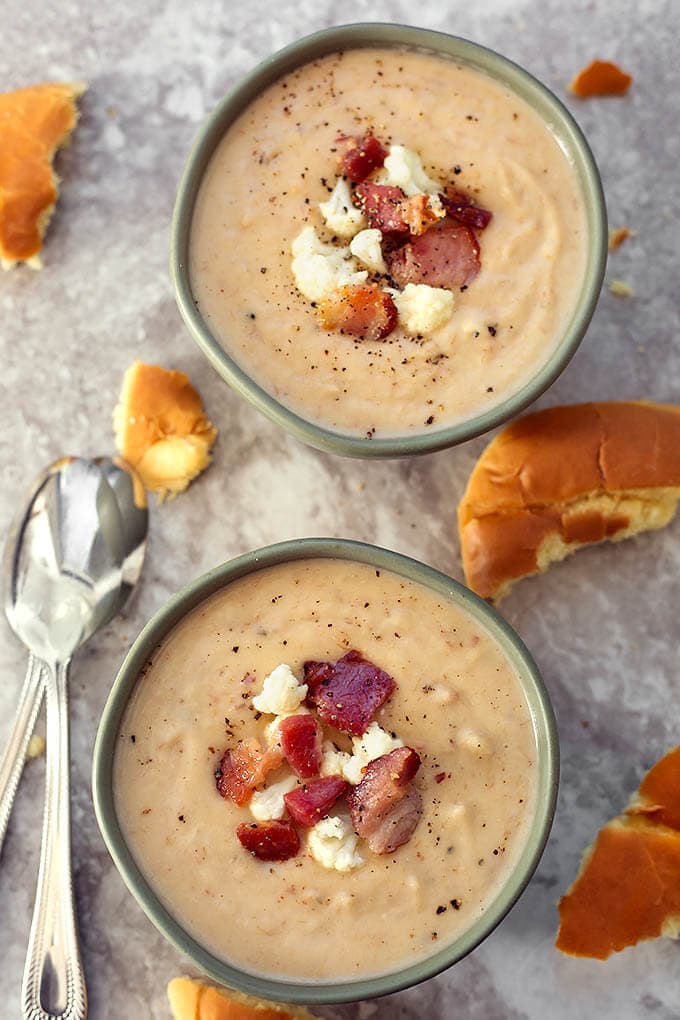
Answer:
(189, 47, 588, 438)
(114, 559, 538, 982)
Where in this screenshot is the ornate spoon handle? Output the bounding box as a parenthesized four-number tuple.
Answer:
(0, 655, 46, 857)
(21, 659, 87, 1020)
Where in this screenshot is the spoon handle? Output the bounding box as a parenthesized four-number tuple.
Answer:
(21, 660, 87, 1020)
(0, 655, 46, 857)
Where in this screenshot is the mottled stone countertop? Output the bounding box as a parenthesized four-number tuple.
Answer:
(2, 0, 679, 1017)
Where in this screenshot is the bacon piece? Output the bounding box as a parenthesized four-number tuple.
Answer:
(401, 193, 445, 236)
(215, 738, 284, 807)
(283, 775, 348, 827)
(337, 133, 388, 182)
(385, 219, 480, 290)
(346, 746, 422, 854)
(318, 284, 397, 342)
(279, 714, 322, 779)
(236, 819, 300, 861)
(440, 187, 493, 230)
(304, 650, 396, 736)
(366, 785, 423, 854)
(354, 182, 409, 235)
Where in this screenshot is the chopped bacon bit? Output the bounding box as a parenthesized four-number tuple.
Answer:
(304, 650, 396, 736)
(440, 187, 493, 231)
(367, 784, 423, 854)
(279, 714, 322, 779)
(283, 775, 348, 827)
(236, 819, 300, 861)
(318, 284, 398, 342)
(385, 220, 481, 290)
(401, 193, 445, 236)
(435, 772, 447, 784)
(347, 747, 422, 854)
(354, 182, 410, 235)
(569, 60, 633, 98)
(337, 133, 388, 182)
(215, 738, 284, 807)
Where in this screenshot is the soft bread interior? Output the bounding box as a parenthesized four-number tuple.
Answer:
(113, 361, 217, 500)
(487, 487, 680, 601)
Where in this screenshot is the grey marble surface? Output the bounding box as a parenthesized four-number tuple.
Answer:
(2, 0, 680, 1017)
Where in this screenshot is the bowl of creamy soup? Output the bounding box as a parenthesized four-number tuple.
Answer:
(93, 538, 558, 1004)
(171, 23, 606, 457)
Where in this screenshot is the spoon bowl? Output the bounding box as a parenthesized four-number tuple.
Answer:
(4, 456, 148, 661)
(0, 455, 148, 1020)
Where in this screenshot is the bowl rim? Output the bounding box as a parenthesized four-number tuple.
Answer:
(170, 21, 607, 459)
(92, 537, 559, 1004)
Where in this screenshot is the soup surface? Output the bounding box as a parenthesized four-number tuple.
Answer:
(189, 46, 588, 437)
(114, 558, 538, 981)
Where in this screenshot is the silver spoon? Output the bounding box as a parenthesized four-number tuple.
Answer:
(1, 456, 148, 1020)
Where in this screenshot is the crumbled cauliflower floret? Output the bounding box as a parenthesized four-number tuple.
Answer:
(319, 178, 366, 238)
(380, 144, 439, 197)
(392, 283, 455, 336)
(291, 226, 367, 302)
(252, 664, 307, 715)
(308, 814, 364, 872)
(249, 774, 299, 821)
(349, 228, 387, 274)
(320, 740, 352, 778)
(343, 722, 403, 786)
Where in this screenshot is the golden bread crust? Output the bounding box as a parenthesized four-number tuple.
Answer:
(0, 82, 86, 265)
(167, 977, 320, 1020)
(556, 746, 680, 959)
(458, 401, 680, 599)
(113, 361, 218, 500)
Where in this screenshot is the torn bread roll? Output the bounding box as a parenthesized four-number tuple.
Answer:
(0, 82, 86, 268)
(167, 977, 320, 1020)
(113, 361, 218, 500)
(556, 746, 680, 959)
(458, 401, 680, 600)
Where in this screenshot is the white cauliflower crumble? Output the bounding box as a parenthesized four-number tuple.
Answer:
(290, 225, 367, 302)
(349, 228, 387, 274)
(319, 177, 366, 238)
(343, 722, 403, 786)
(392, 283, 455, 336)
(308, 814, 364, 872)
(252, 664, 308, 715)
(380, 144, 440, 197)
(320, 740, 352, 778)
(249, 774, 299, 821)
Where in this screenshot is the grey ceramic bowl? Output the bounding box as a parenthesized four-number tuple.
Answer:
(93, 538, 558, 1005)
(171, 23, 606, 459)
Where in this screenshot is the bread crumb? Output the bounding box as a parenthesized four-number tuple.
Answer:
(26, 734, 46, 759)
(0, 82, 87, 266)
(113, 361, 218, 501)
(569, 60, 633, 98)
(608, 226, 634, 250)
(609, 279, 634, 298)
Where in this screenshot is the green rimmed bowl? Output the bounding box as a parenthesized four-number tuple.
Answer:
(93, 538, 559, 1004)
(171, 22, 606, 459)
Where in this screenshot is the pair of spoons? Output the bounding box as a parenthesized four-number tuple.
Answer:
(0, 456, 148, 1020)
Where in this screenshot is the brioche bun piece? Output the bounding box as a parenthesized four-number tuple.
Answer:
(458, 401, 680, 600)
(113, 361, 218, 501)
(167, 977, 320, 1020)
(556, 746, 680, 959)
(0, 82, 86, 268)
